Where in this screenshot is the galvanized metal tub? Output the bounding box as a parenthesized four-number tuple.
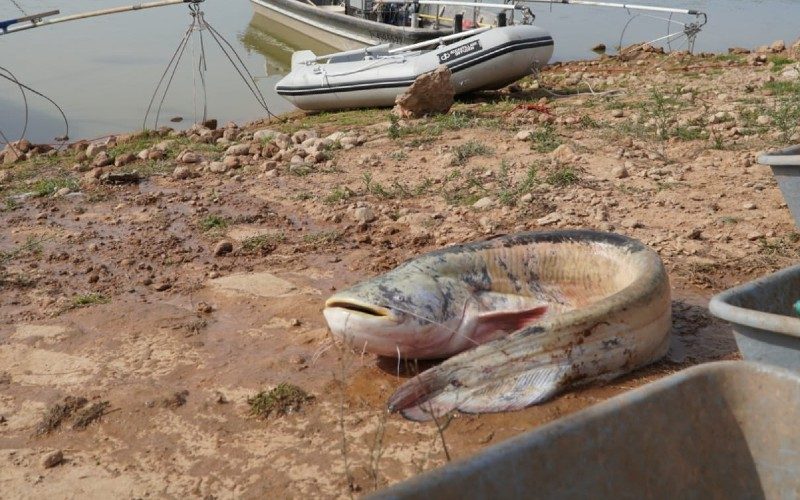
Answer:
(758, 144, 800, 226)
(374, 361, 800, 499)
(709, 264, 800, 372)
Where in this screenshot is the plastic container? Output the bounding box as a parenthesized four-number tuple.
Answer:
(758, 144, 800, 226)
(374, 362, 800, 499)
(709, 264, 800, 372)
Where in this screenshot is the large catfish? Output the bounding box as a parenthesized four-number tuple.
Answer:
(323, 230, 671, 420)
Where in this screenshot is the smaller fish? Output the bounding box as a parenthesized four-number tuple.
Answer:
(323, 230, 671, 420)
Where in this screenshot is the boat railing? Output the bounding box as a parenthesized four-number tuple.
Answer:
(387, 25, 490, 53)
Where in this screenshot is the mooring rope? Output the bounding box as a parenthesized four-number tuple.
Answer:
(0, 64, 69, 146)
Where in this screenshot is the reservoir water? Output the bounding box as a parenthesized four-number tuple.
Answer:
(1, 0, 799, 143)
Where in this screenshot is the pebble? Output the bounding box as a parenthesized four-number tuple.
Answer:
(208, 162, 227, 174)
(611, 165, 629, 179)
(225, 144, 250, 156)
(85, 143, 106, 158)
(611, 109, 624, 118)
(173, 166, 190, 180)
(519, 193, 533, 203)
(472, 197, 494, 209)
(515, 130, 533, 141)
(290, 318, 302, 327)
(756, 115, 771, 125)
(353, 206, 376, 224)
(213, 240, 234, 256)
(537, 212, 562, 226)
(253, 129, 277, 141)
(742, 202, 757, 210)
(147, 149, 165, 160)
(747, 231, 764, 241)
(550, 144, 576, 163)
(180, 151, 200, 164)
(223, 156, 240, 169)
(42, 450, 64, 469)
(153, 282, 172, 292)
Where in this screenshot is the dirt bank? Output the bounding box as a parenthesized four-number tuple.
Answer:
(1, 45, 799, 497)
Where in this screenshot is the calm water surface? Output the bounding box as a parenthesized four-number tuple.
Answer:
(1, 0, 799, 142)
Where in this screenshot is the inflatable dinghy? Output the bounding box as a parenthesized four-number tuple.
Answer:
(275, 24, 554, 111)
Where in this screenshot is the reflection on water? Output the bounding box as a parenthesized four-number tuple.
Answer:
(240, 15, 297, 76)
(1, 0, 800, 142)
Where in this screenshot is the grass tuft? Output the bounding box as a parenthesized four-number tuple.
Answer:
(248, 383, 314, 418)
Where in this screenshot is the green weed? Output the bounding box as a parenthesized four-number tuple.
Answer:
(545, 167, 579, 187)
(451, 140, 493, 166)
(531, 123, 561, 153)
(71, 293, 110, 308)
(199, 215, 228, 232)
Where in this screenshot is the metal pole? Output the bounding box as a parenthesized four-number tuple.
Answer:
(381, 0, 523, 10)
(389, 25, 490, 53)
(1, 0, 201, 35)
(520, 0, 702, 16)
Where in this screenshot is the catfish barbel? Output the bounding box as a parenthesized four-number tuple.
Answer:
(323, 230, 671, 420)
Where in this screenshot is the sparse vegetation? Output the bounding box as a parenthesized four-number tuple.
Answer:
(32, 177, 79, 198)
(324, 185, 355, 204)
(241, 233, 286, 253)
(451, 140, 493, 166)
(71, 293, 110, 308)
(199, 214, 228, 232)
(248, 383, 314, 418)
(497, 161, 538, 206)
(303, 230, 343, 245)
(530, 123, 561, 153)
(0, 236, 43, 264)
(545, 167, 579, 187)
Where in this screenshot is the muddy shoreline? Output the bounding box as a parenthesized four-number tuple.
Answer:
(1, 41, 799, 497)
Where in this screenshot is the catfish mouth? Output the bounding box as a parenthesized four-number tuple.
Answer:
(325, 299, 392, 318)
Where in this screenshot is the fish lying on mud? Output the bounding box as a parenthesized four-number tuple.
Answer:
(323, 230, 671, 420)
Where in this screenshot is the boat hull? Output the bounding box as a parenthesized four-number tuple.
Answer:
(276, 25, 554, 111)
(250, 0, 446, 51)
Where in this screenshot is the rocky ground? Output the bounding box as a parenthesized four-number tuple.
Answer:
(1, 40, 800, 498)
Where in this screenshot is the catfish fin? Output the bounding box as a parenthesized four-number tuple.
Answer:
(455, 364, 569, 414)
(472, 305, 548, 342)
(390, 362, 570, 421)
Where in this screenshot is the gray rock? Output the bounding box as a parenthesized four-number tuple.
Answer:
(519, 193, 533, 203)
